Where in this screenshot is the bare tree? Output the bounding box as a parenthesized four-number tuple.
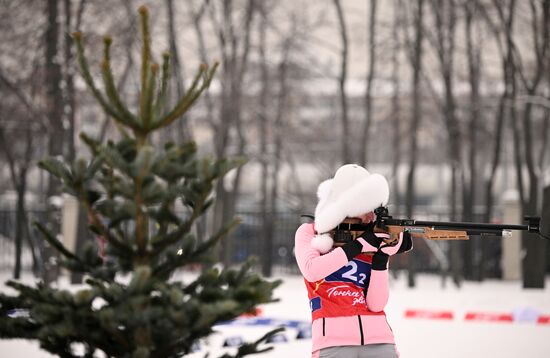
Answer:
(481, 0, 549, 286)
(332, 0, 352, 164)
(478, 0, 515, 280)
(267, 33, 294, 276)
(166, 0, 193, 144)
(0, 100, 39, 279)
(427, 0, 462, 286)
(43, 0, 65, 283)
(0, 1, 49, 278)
(45, 0, 64, 190)
(61, 0, 93, 284)
(463, 0, 484, 281)
(429, 0, 460, 220)
(359, 0, 378, 166)
(514, 0, 549, 288)
(63, 0, 86, 162)
(402, 0, 425, 288)
(391, 0, 403, 208)
(188, 0, 215, 245)
(258, 1, 272, 277)
(255, 2, 321, 276)
(207, 0, 257, 265)
(403, 0, 425, 219)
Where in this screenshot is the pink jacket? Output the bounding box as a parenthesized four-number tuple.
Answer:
(294, 223, 396, 355)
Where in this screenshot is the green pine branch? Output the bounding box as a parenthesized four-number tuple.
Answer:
(100, 36, 138, 126)
(72, 32, 138, 130)
(151, 62, 219, 131)
(33, 221, 82, 262)
(138, 5, 152, 118)
(218, 327, 286, 358)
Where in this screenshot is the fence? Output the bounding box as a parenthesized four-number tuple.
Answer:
(228, 207, 505, 278)
(0, 207, 508, 278)
(228, 211, 303, 275)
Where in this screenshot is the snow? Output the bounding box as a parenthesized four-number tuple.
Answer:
(1, 272, 550, 357)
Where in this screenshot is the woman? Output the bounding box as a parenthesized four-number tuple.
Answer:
(294, 164, 412, 358)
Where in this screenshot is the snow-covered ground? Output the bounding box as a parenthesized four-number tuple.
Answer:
(2, 273, 550, 357)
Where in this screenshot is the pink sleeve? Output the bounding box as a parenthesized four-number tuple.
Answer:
(365, 268, 389, 312)
(294, 223, 350, 282)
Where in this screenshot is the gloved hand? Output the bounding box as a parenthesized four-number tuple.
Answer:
(356, 222, 392, 253)
(371, 231, 413, 270)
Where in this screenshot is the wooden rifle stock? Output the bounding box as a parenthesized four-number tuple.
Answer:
(375, 225, 468, 244)
(357, 226, 468, 255)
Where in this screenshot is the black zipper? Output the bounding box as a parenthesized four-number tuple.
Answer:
(357, 315, 364, 345)
(322, 317, 326, 336)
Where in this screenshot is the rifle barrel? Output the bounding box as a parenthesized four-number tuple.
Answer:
(383, 218, 529, 232)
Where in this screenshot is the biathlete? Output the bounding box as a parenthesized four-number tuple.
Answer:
(294, 164, 412, 358)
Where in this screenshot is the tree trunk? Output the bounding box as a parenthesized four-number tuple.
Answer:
(332, 0, 351, 163)
(166, 0, 193, 144)
(405, 0, 425, 288)
(359, 0, 378, 166)
(211, 0, 256, 265)
(44, 0, 65, 284)
(522, 177, 545, 288)
(70, 203, 92, 284)
(190, 0, 214, 245)
(483, 95, 506, 225)
(0, 95, 36, 279)
(63, 0, 76, 162)
(258, 3, 272, 277)
(479, 0, 517, 280)
(520, 0, 549, 288)
(521, 92, 546, 288)
(267, 41, 291, 277)
(463, 0, 482, 281)
(13, 178, 27, 279)
(65, 0, 91, 284)
(429, 0, 461, 287)
(390, 0, 402, 209)
(45, 0, 64, 178)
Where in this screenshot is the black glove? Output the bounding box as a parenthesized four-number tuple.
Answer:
(358, 222, 382, 248)
(371, 251, 389, 271)
(371, 231, 413, 271)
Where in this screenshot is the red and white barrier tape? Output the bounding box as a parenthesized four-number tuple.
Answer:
(404, 309, 550, 325)
(404, 309, 454, 320)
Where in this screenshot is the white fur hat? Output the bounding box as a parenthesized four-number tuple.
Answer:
(311, 164, 390, 253)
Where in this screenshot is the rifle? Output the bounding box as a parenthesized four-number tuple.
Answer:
(368, 206, 550, 243)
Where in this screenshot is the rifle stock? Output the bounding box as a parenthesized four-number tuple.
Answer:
(393, 226, 468, 241)
(376, 225, 469, 244)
